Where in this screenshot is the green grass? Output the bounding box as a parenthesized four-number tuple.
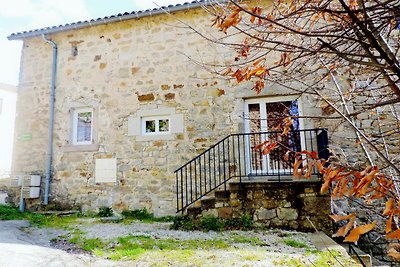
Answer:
(71, 234, 273, 261)
(0, 204, 27, 220)
(283, 238, 308, 248)
(230, 234, 265, 246)
(0, 204, 86, 229)
(120, 208, 174, 223)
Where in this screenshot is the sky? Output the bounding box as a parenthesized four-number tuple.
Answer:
(0, 0, 186, 86)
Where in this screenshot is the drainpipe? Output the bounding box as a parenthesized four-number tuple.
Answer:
(41, 34, 57, 205)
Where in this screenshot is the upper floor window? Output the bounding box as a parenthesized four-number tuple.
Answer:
(72, 108, 93, 145)
(142, 116, 170, 135)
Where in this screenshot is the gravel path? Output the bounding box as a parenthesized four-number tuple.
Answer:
(1, 219, 360, 266)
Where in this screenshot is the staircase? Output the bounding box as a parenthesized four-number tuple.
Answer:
(175, 129, 329, 214)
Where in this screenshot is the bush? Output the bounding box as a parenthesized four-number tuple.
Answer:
(0, 204, 24, 220)
(171, 215, 195, 231)
(224, 214, 253, 230)
(97, 207, 114, 217)
(121, 208, 153, 221)
(199, 215, 224, 232)
(171, 214, 254, 232)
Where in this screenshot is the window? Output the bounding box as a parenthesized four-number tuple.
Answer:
(142, 116, 170, 135)
(72, 108, 93, 145)
(127, 107, 184, 141)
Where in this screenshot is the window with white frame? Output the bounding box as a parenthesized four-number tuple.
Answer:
(72, 108, 93, 145)
(142, 116, 170, 135)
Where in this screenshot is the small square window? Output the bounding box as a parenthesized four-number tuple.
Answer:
(72, 108, 93, 145)
(142, 116, 170, 135)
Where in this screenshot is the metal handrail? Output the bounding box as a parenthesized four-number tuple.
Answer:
(175, 129, 329, 213)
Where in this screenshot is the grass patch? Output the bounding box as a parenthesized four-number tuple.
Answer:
(0, 204, 26, 220)
(73, 234, 231, 261)
(230, 234, 265, 246)
(171, 214, 254, 232)
(309, 249, 357, 267)
(283, 238, 308, 248)
(97, 207, 113, 217)
(0, 204, 86, 229)
(120, 208, 174, 223)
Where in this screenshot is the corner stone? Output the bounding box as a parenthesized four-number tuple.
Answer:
(277, 208, 298, 221)
(256, 208, 276, 220)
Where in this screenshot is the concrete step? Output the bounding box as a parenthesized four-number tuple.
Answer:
(214, 190, 230, 200)
(201, 197, 216, 210)
(186, 206, 202, 217)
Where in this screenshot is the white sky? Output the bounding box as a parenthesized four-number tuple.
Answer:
(0, 0, 186, 86)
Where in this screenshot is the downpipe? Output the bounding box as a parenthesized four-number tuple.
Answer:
(42, 34, 57, 205)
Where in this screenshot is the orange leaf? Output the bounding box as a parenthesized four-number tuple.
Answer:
(262, 142, 278, 155)
(386, 214, 393, 234)
(383, 198, 395, 216)
(283, 150, 290, 161)
(329, 213, 355, 223)
(344, 221, 376, 242)
(388, 248, 400, 260)
(293, 157, 303, 177)
(387, 229, 400, 240)
(333, 216, 356, 238)
(315, 160, 325, 173)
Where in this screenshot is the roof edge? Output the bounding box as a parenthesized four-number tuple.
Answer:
(8, 0, 221, 40)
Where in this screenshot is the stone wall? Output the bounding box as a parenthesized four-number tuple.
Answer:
(9, 3, 362, 216)
(215, 181, 332, 233)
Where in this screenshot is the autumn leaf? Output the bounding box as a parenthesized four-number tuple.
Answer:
(283, 150, 290, 161)
(383, 198, 395, 216)
(343, 221, 376, 242)
(262, 142, 278, 155)
(333, 216, 356, 238)
(329, 213, 355, 222)
(386, 214, 393, 234)
(387, 229, 400, 240)
(388, 248, 400, 260)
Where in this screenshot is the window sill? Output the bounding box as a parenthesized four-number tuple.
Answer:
(136, 134, 175, 142)
(63, 143, 99, 152)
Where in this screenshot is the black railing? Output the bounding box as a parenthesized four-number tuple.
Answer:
(175, 129, 329, 213)
(348, 243, 368, 267)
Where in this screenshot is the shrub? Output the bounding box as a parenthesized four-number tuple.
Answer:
(97, 207, 114, 217)
(121, 208, 153, 221)
(0, 204, 25, 220)
(224, 214, 253, 230)
(171, 215, 195, 231)
(199, 215, 224, 232)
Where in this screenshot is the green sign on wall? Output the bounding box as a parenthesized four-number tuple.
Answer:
(17, 133, 32, 141)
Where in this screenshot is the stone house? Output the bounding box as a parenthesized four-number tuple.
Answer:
(7, 1, 333, 230)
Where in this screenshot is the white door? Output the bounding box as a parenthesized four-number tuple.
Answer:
(244, 97, 304, 176)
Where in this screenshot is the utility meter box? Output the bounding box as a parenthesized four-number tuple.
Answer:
(22, 187, 40, 199)
(11, 175, 41, 187)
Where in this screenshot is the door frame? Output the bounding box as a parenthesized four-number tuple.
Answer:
(243, 95, 306, 176)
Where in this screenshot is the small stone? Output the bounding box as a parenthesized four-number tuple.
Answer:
(94, 55, 101, 61)
(173, 84, 184, 89)
(257, 208, 277, 221)
(218, 207, 232, 219)
(99, 63, 107, 70)
(277, 208, 298, 221)
(165, 93, 175, 100)
(131, 67, 140, 75)
(137, 93, 155, 102)
(161, 84, 170, 90)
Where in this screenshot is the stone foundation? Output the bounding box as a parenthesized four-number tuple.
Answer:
(196, 180, 332, 233)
